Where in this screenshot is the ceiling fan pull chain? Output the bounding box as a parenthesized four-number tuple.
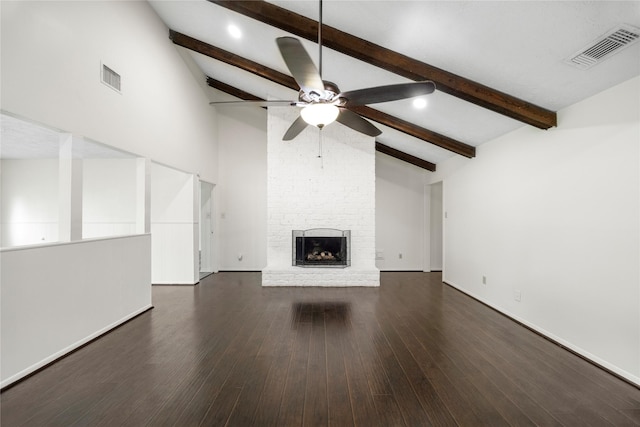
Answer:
(318, 128, 324, 169)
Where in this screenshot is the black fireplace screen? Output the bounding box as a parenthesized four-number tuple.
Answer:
(292, 229, 351, 268)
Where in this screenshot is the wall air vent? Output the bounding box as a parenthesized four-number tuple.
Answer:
(566, 24, 640, 70)
(101, 63, 121, 92)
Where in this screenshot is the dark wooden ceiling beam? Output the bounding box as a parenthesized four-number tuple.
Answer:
(207, 78, 263, 102)
(349, 105, 474, 158)
(207, 76, 436, 171)
(375, 142, 436, 172)
(170, 30, 297, 89)
(171, 30, 475, 158)
(208, 0, 557, 130)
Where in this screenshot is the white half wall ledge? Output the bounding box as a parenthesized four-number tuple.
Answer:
(151, 282, 200, 286)
(1, 233, 152, 388)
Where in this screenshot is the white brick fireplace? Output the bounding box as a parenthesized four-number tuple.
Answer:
(262, 107, 380, 287)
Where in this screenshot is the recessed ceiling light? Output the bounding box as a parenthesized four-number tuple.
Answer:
(413, 98, 428, 109)
(227, 24, 242, 39)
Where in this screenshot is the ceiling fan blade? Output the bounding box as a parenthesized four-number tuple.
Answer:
(209, 100, 300, 107)
(336, 108, 382, 137)
(340, 81, 436, 106)
(276, 37, 325, 96)
(282, 115, 309, 141)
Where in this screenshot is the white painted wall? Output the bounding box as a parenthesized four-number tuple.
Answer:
(1, 159, 59, 247)
(83, 159, 138, 238)
(0, 234, 152, 387)
(0, 0, 218, 184)
(216, 108, 268, 270)
(431, 76, 640, 385)
(151, 162, 198, 284)
(375, 153, 427, 270)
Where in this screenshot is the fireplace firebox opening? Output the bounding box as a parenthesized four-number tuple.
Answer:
(292, 229, 351, 268)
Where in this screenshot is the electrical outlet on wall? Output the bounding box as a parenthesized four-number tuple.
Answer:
(514, 290, 522, 302)
(482, 276, 487, 285)
(398, 253, 403, 259)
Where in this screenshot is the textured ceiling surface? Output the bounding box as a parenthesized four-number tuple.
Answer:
(149, 0, 640, 166)
(1, 114, 136, 160)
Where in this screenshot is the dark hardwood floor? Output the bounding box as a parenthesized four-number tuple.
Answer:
(2, 272, 639, 426)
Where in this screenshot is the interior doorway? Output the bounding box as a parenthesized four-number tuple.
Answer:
(430, 181, 443, 271)
(199, 181, 215, 279)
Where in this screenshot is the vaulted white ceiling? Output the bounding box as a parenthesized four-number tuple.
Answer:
(148, 0, 639, 168)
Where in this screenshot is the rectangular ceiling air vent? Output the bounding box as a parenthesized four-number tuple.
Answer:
(101, 63, 121, 92)
(566, 24, 640, 70)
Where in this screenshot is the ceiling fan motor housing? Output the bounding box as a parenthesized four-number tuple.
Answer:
(299, 80, 341, 104)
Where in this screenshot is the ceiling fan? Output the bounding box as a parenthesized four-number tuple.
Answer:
(209, 1, 435, 141)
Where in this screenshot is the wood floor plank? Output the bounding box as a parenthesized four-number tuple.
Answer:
(199, 300, 278, 425)
(302, 309, 329, 427)
(226, 304, 292, 426)
(276, 310, 312, 426)
(378, 311, 469, 426)
(372, 394, 407, 427)
(376, 302, 488, 426)
(325, 302, 355, 427)
(251, 304, 298, 426)
(2, 272, 639, 427)
(454, 335, 563, 426)
(396, 305, 538, 426)
(152, 284, 266, 426)
(350, 313, 395, 396)
(341, 321, 379, 427)
(137, 309, 239, 425)
(369, 317, 434, 426)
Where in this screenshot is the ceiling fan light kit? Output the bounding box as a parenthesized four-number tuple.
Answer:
(300, 103, 340, 128)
